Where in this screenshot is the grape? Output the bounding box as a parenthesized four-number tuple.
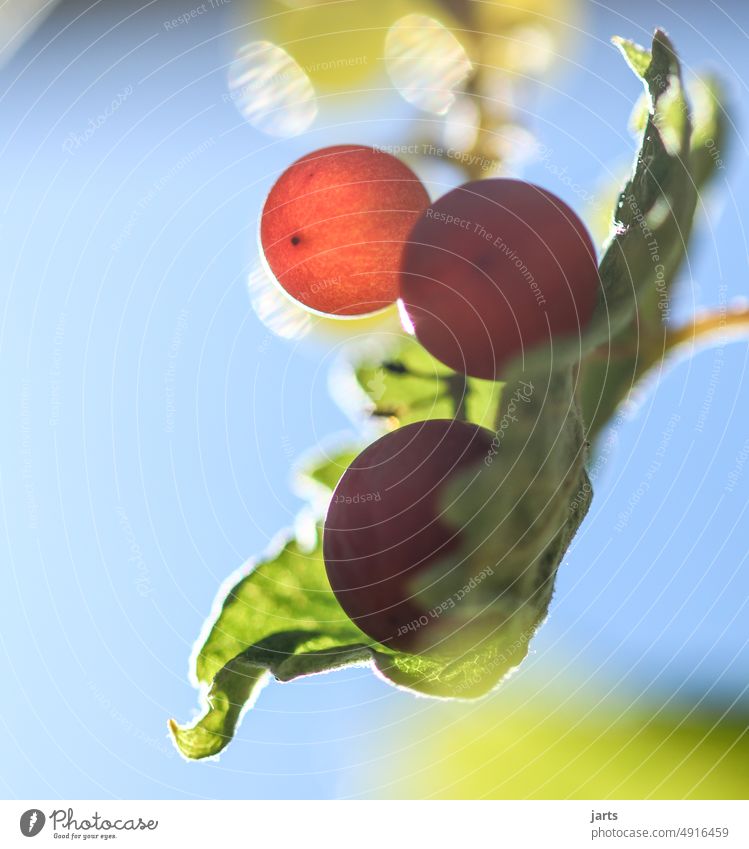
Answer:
(323, 419, 493, 650)
(399, 179, 599, 379)
(260, 144, 430, 317)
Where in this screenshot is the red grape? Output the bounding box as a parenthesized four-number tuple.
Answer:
(399, 179, 599, 379)
(260, 144, 430, 316)
(323, 419, 493, 650)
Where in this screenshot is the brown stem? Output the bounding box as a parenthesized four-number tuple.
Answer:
(664, 305, 749, 353)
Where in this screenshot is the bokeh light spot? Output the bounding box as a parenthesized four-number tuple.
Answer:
(227, 40, 317, 137)
(247, 259, 312, 339)
(385, 14, 472, 115)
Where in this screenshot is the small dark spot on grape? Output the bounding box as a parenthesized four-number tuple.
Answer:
(291, 235, 301, 246)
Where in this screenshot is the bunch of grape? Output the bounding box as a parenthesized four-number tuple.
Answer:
(261, 144, 599, 650)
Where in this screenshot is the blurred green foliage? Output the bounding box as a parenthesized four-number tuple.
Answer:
(378, 690, 749, 799)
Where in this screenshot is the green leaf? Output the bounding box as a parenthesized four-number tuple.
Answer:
(342, 334, 503, 430)
(170, 523, 546, 759)
(428, 366, 592, 624)
(192, 531, 363, 688)
(172, 522, 368, 759)
(171, 445, 559, 760)
(292, 444, 361, 505)
(611, 35, 651, 78)
(171, 624, 373, 760)
(580, 31, 729, 438)
(381, 686, 749, 799)
(689, 74, 729, 184)
(589, 30, 692, 344)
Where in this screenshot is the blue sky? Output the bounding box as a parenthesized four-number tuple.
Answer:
(1, 0, 747, 799)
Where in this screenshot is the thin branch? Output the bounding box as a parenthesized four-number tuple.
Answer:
(665, 304, 749, 353)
